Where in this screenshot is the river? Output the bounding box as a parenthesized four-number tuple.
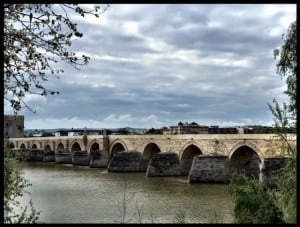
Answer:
(16, 162, 234, 223)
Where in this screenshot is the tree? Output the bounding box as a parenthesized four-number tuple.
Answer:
(4, 4, 109, 113)
(228, 21, 297, 224)
(228, 172, 284, 224)
(269, 21, 296, 224)
(273, 21, 296, 120)
(4, 157, 40, 223)
(4, 4, 109, 223)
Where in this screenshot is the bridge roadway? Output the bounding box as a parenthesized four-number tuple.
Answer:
(6, 134, 296, 183)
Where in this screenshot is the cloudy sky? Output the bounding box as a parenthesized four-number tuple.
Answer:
(4, 4, 296, 129)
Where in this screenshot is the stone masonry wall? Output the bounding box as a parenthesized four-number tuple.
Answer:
(146, 152, 182, 177)
(188, 155, 230, 183)
(107, 151, 142, 172)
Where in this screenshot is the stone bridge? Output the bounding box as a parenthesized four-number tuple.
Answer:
(6, 134, 296, 184)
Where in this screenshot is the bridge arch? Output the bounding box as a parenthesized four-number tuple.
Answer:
(89, 142, 100, 153)
(229, 143, 262, 179)
(70, 142, 82, 152)
(229, 141, 263, 161)
(20, 143, 26, 149)
(44, 144, 52, 153)
(110, 139, 128, 158)
(57, 142, 65, 152)
(139, 142, 162, 171)
(9, 142, 15, 149)
(142, 142, 161, 160)
(88, 140, 100, 154)
(89, 142, 101, 158)
(180, 144, 203, 175)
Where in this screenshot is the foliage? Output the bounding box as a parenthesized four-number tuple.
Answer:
(270, 20, 297, 223)
(268, 99, 296, 157)
(4, 4, 108, 113)
(145, 128, 162, 134)
(228, 172, 284, 224)
(273, 21, 296, 118)
(228, 21, 296, 224)
(269, 98, 296, 223)
(275, 158, 296, 223)
(4, 158, 40, 223)
(173, 210, 186, 223)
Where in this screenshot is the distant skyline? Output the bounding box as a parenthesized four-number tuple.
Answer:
(4, 4, 296, 129)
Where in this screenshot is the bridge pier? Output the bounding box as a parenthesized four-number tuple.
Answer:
(43, 150, 55, 162)
(188, 155, 230, 183)
(146, 152, 182, 177)
(260, 156, 289, 188)
(27, 149, 44, 161)
(72, 151, 90, 166)
(139, 159, 149, 172)
(55, 151, 72, 164)
(89, 150, 108, 168)
(107, 151, 142, 172)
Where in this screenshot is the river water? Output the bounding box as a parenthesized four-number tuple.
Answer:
(16, 162, 234, 223)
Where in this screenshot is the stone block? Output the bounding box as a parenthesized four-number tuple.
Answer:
(55, 152, 72, 164)
(43, 150, 55, 162)
(188, 155, 229, 183)
(27, 149, 44, 161)
(146, 152, 182, 177)
(108, 151, 142, 172)
(89, 150, 108, 168)
(72, 151, 90, 166)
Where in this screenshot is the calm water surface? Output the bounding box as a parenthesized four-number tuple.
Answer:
(17, 162, 234, 223)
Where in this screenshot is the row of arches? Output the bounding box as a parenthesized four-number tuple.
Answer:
(9, 142, 99, 154)
(8, 140, 262, 178)
(110, 142, 261, 178)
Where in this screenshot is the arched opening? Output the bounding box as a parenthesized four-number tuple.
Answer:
(44, 144, 51, 153)
(9, 143, 15, 149)
(71, 142, 81, 152)
(20, 143, 26, 149)
(90, 143, 100, 157)
(229, 145, 261, 179)
(32, 144, 38, 149)
(111, 143, 126, 158)
(90, 143, 99, 153)
(142, 143, 161, 168)
(181, 145, 202, 175)
(57, 143, 64, 152)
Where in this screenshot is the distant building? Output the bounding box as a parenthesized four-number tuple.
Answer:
(236, 127, 244, 134)
(4, 115, 24, 138)
(68, 131, 81, 136)
(162, 122, 242, 134)
(161, 127, 169, 135)
(33, 132, 43, 137)
(54, 128, 102, 137)
(242, 125, 295, 134)
(55, 130, 68, 137)
(218, 127, 238, 134)
(163, 122, 209, 134)
(208, 125, 219, 134)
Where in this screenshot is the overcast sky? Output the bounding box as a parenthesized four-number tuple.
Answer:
(4, 4, 296, 129)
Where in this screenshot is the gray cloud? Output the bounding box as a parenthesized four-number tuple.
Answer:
(8, 4, 295, 129)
